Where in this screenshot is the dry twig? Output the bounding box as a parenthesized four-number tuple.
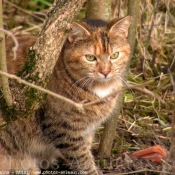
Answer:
(0, 28, 18, 60)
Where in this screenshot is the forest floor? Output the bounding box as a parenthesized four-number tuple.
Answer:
(94, 110, 172, 175)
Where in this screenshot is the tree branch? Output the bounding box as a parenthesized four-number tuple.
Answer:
(86, 0, 111, 20)
(5, 0, 86, 118)
(0, 0, 13, 107)
(0, 70, 165, 114)
(0, 70, 84, 113)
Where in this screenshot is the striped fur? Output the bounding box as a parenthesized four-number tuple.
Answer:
(0, 16, 131, 174)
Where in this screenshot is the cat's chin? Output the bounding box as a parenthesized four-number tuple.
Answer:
(94, 77, 113, 83)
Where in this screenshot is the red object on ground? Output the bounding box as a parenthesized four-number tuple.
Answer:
(132, 145, 167, 162)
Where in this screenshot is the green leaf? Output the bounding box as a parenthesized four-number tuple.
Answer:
(153, 118, 166, 126)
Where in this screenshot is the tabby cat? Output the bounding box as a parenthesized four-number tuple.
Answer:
(0, 16, 131, 175)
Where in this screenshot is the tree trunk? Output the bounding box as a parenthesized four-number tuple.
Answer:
(127, 0, 140, 59)
(97, 0, 140, 158)
(86, 0, 111, 20)
(98, 94, 123, 157)
(0, 0, 13, 107)
(1, 0, 86, 121)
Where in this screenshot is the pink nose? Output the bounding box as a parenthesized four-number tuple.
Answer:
(100, 70, 110, 77)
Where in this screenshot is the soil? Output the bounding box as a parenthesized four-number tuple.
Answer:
(93, 113, 172, 175)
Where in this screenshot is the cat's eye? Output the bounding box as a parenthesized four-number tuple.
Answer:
(110, 52, 119, 60)
(85, 54, 96, 61)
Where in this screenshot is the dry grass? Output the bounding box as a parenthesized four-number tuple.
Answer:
(112, 0, 175, 174)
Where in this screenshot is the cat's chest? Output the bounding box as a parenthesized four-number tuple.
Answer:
(91, 86, 114, 98)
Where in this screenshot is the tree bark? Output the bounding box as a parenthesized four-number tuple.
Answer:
(2, 0, 86, 121)
(127, 0, 140, 59)
(0, 0, 13, 107)
(27, 0, 86, 86)
(98, 93, 123, 157)
(86, 0, 111, 20)
(97, 0, 140, 158)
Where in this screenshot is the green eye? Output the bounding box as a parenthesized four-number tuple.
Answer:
(85, 54, 96, 61)
(110, 52, 119, 60)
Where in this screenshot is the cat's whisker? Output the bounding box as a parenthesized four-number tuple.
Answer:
(69, 76, 94, 99)
(67, 76, 90, 99)
(78, 77, 94, 91)
(85, 78, 95, 99)
(115, 75, 135, 96)
(116, 75, 129, 86)
(70, 76, 90, 90)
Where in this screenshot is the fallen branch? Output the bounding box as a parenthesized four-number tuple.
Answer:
(0, 70, 165, 112)
(84, 83, 165, 107)
(0, 70, 84, 113)
(130, 86, 165, 104)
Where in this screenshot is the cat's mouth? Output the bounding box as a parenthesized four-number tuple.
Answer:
(95, 73, 114, 82)
(96, 77, 111, 82)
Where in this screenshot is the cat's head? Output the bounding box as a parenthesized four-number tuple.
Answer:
(63, 16, 131, 96)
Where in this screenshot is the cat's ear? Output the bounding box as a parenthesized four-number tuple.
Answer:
(108, 16, 132, 38)
(68, 22, 91, 43)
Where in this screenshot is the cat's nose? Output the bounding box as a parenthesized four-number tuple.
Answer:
(100, 70, 110, 77)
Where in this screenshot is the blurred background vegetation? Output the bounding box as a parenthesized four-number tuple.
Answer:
(2, 0, 175, 173)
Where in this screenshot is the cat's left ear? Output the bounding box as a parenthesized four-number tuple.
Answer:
(108, 16, 132, 38)
(68, 22, 91, 43)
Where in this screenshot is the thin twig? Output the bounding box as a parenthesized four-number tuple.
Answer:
(84, 83, 165, 107)
(145, 0, 159, 50)
(0, 71, 165, 111)
(169, 54, 175, 94)
(4, 0, 44, 22)
(0, 28, 18, 60)
(0, 70, 84, 113)
(164, 1, 175, 27)
(130, 86, 165, 104)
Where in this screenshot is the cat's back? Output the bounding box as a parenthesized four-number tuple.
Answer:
(6, 35, 37, 74)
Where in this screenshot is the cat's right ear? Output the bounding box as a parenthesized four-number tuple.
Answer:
(68, 22, 91, 43)
(108, 16, 132, 38)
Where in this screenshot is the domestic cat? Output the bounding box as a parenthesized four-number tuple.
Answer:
(0, 16, 131, 175)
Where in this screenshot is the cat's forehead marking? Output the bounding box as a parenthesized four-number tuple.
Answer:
(94, 29, 109, 56)
(94, 31, 103, 55)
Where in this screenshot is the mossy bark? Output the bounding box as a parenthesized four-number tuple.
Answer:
(2, 0, 86, 122)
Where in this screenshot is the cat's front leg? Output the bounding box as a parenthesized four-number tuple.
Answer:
(69, 149, 99, 175)
(59, 143, 100, 175)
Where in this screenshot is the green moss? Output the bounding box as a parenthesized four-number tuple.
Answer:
(25, 88, 38, 109)
(112, 149, 119, 154)
(112, 136, 131, 155)
(96, 158, 110, 169)
(25, 87, 46, 113)
(0, 90, 17, 124)
(17, 49, 36, 77)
